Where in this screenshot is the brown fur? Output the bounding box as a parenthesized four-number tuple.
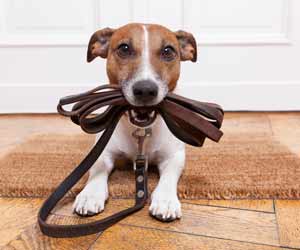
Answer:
(87, 23, 197, 91)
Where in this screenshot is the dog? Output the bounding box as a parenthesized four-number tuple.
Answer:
(73, 23, 197, 221)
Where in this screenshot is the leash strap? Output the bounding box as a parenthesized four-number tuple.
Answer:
(38, 84, 224, 238)
(38, 113, 148, 237)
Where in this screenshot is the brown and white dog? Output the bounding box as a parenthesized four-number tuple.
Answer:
(73, 23, 197, 221)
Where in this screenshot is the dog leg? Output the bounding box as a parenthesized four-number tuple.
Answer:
(149, 148, 185, 221)
(73, 151, 114, 216)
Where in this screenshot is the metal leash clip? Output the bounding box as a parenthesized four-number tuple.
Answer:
(132, 128, 152, 171)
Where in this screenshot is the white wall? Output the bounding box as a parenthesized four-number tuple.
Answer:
(0, 0, 299, 112)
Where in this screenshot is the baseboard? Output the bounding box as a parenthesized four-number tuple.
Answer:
(175, 81, 300, 111)
(1, 82, 300, 113)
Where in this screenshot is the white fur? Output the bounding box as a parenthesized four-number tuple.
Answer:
(141, 25, 152, 80)
(74, 25, 185, 220)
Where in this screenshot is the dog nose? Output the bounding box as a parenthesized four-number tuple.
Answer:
(132, 80, 158, 103)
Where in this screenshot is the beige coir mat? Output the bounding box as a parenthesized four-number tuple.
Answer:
(0, 114, 300, 199)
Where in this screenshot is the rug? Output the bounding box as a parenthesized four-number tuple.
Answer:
(1, 114, 300, 199)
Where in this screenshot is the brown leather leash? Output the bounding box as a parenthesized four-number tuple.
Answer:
(38, 84, 224, 238)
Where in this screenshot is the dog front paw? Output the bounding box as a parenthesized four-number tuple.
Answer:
(149, 190, 182, 222)
(73, 188, 107, 216)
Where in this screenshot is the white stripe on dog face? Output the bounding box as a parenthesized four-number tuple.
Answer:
(140, 25, 155, 80)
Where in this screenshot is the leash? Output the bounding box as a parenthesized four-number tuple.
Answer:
(38, 84, 224, 238)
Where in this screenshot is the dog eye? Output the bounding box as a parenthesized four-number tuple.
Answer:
(117, 43, 132, 58)
(161, 46, 176, 61)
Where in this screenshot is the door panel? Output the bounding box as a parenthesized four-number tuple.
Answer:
(0, 0, 299, 112)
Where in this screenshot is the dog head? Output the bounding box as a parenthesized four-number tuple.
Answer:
(87, 23, 197, 107)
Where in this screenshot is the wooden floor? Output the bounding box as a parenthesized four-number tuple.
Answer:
(0, 112, 300, 250)
(1, 198, 300, 250)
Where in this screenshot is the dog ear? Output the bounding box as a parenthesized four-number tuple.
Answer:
(175, 30, 197, 62)
(87, 28, 115, 62)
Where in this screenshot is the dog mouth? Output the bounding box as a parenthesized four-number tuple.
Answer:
(128, 109, 157, 127)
